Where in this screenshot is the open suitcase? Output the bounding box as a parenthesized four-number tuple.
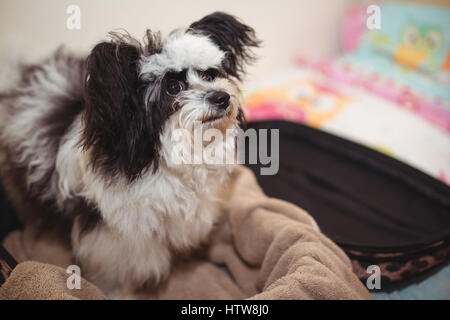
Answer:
(245, 120, 450, 289)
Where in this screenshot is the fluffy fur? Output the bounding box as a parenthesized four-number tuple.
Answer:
(0, 12, 259, 296)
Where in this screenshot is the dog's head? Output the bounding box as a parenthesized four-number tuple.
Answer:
(82, 12, 260, 180)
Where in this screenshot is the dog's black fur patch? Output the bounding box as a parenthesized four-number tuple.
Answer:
(10, 49, 86, 201)
(82, 31, 201, 181)
(189, 12, 261, 80)
(82, 32, 167, 181)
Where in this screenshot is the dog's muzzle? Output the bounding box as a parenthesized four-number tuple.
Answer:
(206, 90, 230, 110)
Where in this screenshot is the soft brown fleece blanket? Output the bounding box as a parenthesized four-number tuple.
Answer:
(0, 166, 372, 300)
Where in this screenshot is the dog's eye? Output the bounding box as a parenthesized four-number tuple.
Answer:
(166, 79, 184, 96)
(199, 68, 219, 82)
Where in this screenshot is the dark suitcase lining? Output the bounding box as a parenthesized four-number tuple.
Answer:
(244, 121, 450, 252)
(244, 120, 450, 287)
(0, 181, 22, 243)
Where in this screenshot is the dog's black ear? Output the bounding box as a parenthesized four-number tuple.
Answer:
(83, 35, 156, 180)
(189, 12, 260, 80)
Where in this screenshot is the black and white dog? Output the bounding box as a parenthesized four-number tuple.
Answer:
(0, 12, 259, 295)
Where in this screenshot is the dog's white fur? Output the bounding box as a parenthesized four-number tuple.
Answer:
(140, 30, 225, 77)
(1, 54, 77, 206)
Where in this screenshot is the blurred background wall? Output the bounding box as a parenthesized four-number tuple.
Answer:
(0, 0, 359, 80)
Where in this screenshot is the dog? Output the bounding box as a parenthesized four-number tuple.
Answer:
(0, 12, 259, 296)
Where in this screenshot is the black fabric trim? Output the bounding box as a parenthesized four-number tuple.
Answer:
(0, 244, 17, 286)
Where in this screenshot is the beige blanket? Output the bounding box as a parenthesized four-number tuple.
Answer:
(0, 166, 372, 300)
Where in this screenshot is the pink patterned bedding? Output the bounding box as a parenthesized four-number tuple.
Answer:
(242, 63, 450, 185)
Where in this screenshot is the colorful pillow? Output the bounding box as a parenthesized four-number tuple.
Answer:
(343, 3, 450, 74)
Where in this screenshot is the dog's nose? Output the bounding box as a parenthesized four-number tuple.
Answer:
(206, 91, 230, 110)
